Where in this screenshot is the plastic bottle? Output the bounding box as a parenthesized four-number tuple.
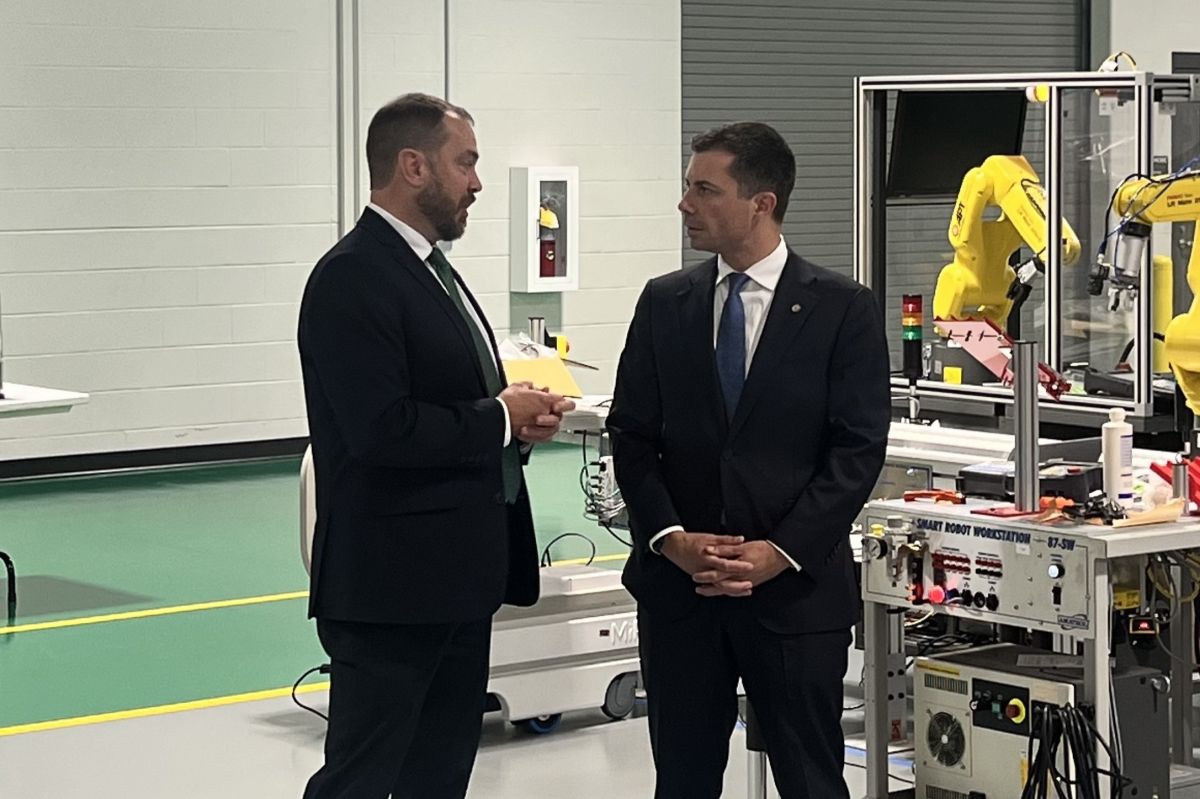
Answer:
(1101, 407, 1134, 506)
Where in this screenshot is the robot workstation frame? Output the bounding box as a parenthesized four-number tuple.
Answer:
(853, 71, 1200, 435)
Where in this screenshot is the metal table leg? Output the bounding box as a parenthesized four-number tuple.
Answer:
(745, 700, 768, 799)
(864, 599, 891, 798)
(1084, 558, 1113, 798)
(1171, 560, 1195, 766)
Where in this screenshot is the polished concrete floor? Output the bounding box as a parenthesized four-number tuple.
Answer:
(6, 450, 1190, 797)
(0, 692, 917, 798)
(0, 448, 914, 797)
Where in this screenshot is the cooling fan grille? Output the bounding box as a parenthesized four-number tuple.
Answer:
(926, 711, 966, 767)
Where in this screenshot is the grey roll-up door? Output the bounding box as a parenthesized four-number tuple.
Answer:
(682, 0, 1083, 275)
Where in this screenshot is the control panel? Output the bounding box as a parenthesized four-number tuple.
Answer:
(970, 677, 1031, 737)
(914, 645, 1078, 798)
(915, 643, 1169, 799)
(861, 503, 1094, 635)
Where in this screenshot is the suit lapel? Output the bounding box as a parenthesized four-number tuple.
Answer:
(677, 259, 727, 429)
(357, 209, 490, 392)
(727, 251, 818, 440)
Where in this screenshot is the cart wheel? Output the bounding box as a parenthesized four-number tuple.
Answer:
(521, 714, 562, 734)
(601, 672, 639, 720)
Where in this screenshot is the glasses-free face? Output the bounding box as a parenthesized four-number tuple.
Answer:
(678, 150, 776, 257)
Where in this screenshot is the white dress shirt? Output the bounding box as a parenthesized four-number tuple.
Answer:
(649, 236, 800, 571)
(366, 202, 512, 446)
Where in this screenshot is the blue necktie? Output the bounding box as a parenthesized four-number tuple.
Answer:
(715, 272, 751, 419)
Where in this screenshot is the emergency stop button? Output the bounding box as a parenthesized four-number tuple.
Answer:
(1005, 698, 1026, 724)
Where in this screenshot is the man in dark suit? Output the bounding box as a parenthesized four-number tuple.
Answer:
(298, 93, 573, 799)
(607, 122, 890, 798)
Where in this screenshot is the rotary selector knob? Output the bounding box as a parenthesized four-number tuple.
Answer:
(1048, 563, 1066, 580)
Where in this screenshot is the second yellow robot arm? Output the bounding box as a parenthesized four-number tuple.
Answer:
(1115, 171, 1200, 411)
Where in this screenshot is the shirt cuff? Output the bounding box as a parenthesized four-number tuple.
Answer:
(768, 541, 801, 571)
(649, 525, 685, 554)
(496, 398, 512, 447)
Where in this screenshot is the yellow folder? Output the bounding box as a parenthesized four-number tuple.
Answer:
(502, 356, 583, 398)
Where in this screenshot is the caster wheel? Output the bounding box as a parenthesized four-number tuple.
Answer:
(601, 672, 639, 720)
(521, 713, 562, 734)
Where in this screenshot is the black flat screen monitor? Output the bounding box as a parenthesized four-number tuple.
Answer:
(886, 90, 1028, 198)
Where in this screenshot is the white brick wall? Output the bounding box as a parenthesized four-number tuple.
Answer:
(0, 0, 681, 460)
(451, 0, 682, 394)
(0, 1, 337, 458)
(1109, 0, 1199, 75)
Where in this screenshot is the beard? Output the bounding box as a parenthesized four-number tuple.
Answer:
(417, 174, 470, 242)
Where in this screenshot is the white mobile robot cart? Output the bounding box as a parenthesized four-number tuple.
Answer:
(299, 447, 641, 733)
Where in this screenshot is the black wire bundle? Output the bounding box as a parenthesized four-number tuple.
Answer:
(578, 431, 632, 548)
(1144, 550, 1200, 666)
(1020, 703, 1130, 799)
(904, 631, 989, 672)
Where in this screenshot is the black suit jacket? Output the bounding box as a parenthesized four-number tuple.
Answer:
(297, 207, 539, 625)
(607, 250, 890, 634)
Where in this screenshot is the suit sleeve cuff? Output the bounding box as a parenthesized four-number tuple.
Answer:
(649, 525, 685, 554)
(496, 398, 512, 447)
(769, 541, 802, 571)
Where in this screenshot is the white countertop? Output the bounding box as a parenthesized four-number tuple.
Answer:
(0, 383, 88, 419)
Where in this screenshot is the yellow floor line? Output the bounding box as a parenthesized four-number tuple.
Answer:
(0, 553, 627, 637)
(0, 590, 310, 636)
(0, 682, 331, 737)
(553, 552, 628, 566)
(0, 551, 629, 736)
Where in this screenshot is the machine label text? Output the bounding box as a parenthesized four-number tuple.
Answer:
(911, 517, 1031, 546)
(605, 620, 639, 646)
(1056, 613, 1089, 630)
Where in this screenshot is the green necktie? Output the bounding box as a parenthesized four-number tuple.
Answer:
(428, 247, 522, 503)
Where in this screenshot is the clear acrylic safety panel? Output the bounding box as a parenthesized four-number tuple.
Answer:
(1056, 85, 1142, 396)
(881, 90, 1049, 385)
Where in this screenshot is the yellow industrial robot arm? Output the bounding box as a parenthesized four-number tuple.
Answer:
(1105, 170, 1200, 411)
(933, 155, 1082, 326)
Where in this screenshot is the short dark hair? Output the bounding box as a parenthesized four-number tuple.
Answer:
(690, 122, 795, 222)
(366, 93, 474, 190)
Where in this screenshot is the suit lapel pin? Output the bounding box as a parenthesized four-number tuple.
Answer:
(791, 303, 802, 313)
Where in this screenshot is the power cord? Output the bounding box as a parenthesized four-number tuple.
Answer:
(844, 664, 866, 711)
(598, 519, 632, 549)
(293, 664, 331, 722)
(540, 532, 597, 567)
(1144, 551, 1200, 667)
(1021, 702, 1130, 799)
